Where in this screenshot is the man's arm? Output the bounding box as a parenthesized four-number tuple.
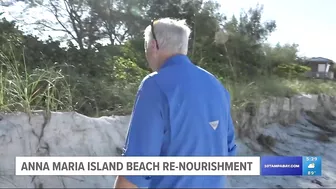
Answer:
(114, 75, 165, 188)
(114, 176, 137, 188)
(227, 115, 237, 156)
(227, 92, 237, 156)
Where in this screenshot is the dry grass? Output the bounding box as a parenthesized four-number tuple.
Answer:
(0, 50, 73, 114)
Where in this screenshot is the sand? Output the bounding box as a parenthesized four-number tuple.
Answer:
(0, 94, 335, 188)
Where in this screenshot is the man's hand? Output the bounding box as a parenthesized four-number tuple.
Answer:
(114, 176, 137, 188)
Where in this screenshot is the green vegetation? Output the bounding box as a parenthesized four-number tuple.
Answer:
(0, 0, 335, 116)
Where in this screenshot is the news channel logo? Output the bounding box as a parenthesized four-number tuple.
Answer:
(260, 156, 303, 175)
(302, 156, 321, 176)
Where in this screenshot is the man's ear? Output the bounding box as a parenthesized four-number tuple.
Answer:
(150, 40, 158, 51)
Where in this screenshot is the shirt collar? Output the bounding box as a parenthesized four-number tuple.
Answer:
(159, 54, 191, 71)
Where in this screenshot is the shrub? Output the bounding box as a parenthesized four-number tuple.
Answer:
(274, 63, 311, 78)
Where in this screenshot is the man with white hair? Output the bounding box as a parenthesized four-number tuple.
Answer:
(114, 18, 237, 188)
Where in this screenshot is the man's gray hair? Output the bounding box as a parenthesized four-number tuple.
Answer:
(144, 18, 191, 55)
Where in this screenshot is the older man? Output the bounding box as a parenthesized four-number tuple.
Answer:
(114, 18, 237, 188)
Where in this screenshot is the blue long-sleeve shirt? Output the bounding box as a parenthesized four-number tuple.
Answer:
(122, 54, 237, 188)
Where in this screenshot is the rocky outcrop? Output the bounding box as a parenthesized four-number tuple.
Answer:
(0, 112, 131, 188)
(0, 94, 335, 188)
